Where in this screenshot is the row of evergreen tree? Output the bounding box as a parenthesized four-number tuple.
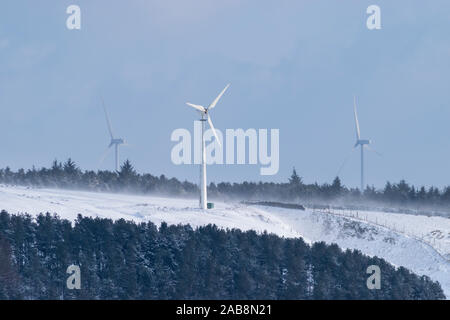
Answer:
(1, 160, 450, 210)
(0, 210, 444, 299)
(0, 159, 198, 197)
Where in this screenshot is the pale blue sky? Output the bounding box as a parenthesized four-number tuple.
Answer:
(1, 1, 449, 188)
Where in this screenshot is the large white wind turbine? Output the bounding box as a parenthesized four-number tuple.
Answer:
(186, 84, 230, 209)
(101, 98, 126, 172)
(353, 96, 371, 191)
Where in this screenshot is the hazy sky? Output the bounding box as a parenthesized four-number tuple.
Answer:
(1, 1, 450, 189)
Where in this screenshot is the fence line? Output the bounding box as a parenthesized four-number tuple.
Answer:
(312, 207, 449, 262)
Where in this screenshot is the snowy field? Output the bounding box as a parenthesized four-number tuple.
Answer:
(0, 184, 449, 298)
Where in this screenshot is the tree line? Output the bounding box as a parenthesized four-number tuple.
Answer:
(0, 210, 444, 299)
(1, 160, 450, 210)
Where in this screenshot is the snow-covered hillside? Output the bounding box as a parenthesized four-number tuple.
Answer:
(0, 184, 449, 298)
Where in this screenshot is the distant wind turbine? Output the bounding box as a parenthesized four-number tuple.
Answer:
(353, 96, 372, 191)
(100, 98, 126, 171)
(186, 84, 230, 209)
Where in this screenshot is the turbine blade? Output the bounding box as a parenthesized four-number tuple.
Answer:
(353, 96, 361, 141)
(336, 147, 355, 178)
(186, 103, 206, 113)
(99, 146, 113, 164)
(208, 84, 230, 110)
(366, 145, 382, 157)
(207, 114, 222, 148)
(101, 97, 114, 139)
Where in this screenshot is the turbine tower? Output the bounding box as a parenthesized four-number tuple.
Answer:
(186, 84, 230, 209)
(101, 98, 125, 172)
(353, 96, 371, 192)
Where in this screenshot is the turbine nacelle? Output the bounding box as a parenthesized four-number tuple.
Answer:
(354, 139, 371, 148)
(186, 84, 230, 149)
(109, 138, 125, 148)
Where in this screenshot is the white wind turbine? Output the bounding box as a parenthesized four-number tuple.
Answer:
(100, 98, 126, 172)
(353, 96, 372, 192)
(186, 84, 230, 209)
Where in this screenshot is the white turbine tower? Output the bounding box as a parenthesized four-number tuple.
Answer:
(353, 96, 371, 192)
(186, 84, 230, 210)
(101, 98, 126, 172)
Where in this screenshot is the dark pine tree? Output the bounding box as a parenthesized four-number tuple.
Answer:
(289, 167, 302, 186)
